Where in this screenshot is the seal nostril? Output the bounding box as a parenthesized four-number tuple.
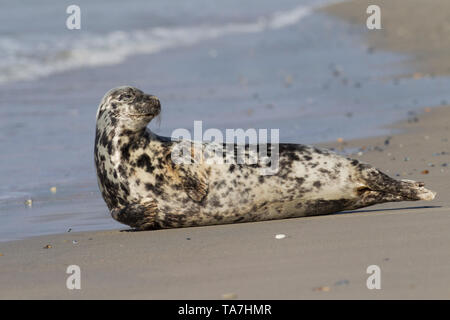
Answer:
(145, 95, 160, 109)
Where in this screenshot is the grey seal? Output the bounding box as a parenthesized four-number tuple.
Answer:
(94, 86, 436, 230)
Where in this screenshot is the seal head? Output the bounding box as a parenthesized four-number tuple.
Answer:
(94, 86, 163, 229)
(97, 86, 160, 132)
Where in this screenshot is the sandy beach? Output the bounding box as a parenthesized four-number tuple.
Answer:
(1, 0, 450, 299)
(1, 102, 450, 300)
(322, 0, 450, 77)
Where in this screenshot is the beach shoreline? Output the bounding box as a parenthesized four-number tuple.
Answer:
(321, 0, 450, 78)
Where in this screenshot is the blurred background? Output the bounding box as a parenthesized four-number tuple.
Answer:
(1, 0, 450, 241)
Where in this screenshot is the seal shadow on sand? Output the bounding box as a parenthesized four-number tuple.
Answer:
(119, 205, 442, 232)
(340, 205, 442, 214)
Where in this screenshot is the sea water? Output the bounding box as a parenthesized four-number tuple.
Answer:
(1, 0, 450, 241)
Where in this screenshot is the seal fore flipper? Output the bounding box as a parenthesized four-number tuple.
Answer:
(111, 200, 159, 230)
(168, 142, 209, 202)
(177, 163, 209, 202)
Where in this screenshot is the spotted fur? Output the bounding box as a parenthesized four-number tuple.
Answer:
(95, 86, 436, 230)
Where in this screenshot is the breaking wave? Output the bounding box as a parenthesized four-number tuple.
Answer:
(0, 5, 311, 84)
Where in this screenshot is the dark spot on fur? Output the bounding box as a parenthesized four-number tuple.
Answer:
(210, 195, 222, 207)
(120, 144, 131, 161)
(120, 183, 130, 196)
(145, 183, 163, 196)
(310, 162, 319, 168)
(216, 180, 226, 189)
(137, 154, 154, 173)
(118, 165, 127, 177)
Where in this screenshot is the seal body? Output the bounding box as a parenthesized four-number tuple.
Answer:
(95, 86, 436, 230)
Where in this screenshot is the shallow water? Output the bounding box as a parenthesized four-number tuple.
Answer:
(1, 0, 450, 241)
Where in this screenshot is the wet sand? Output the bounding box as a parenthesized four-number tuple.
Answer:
(322, 0, 450, 77)
(1, 106, 449, 299)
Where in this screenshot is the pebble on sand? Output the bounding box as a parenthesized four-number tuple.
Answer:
(334, 279, 350, 286)
(275, 234, 286, 240)
(421, 170, 430, 174)
(313, 286, 331, 292)
(0, 253, 3, 257)
(24, 199, 33, 207)
(43, 244, 52, 249)
(50, 186, 57, 194)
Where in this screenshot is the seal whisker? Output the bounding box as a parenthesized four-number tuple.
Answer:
(155, 112, 162, 129)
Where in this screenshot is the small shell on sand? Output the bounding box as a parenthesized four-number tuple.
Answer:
(275, 234, 286, 240)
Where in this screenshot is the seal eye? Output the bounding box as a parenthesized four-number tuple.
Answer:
(119, 94, 133, 101)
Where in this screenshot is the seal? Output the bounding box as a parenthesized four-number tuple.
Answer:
(94, 86, 436, 230)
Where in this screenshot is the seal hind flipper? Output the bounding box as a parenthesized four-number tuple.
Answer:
(398, 179, 436, 201)
(356, 165, 436, 206)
